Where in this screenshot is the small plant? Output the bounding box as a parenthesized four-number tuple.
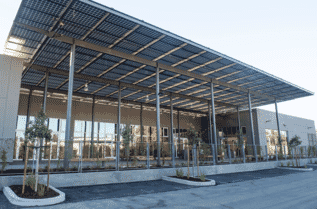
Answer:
(291, 161, 295, 167)
(304, 164, 307, 169)
(139, 164, 146, 168)
(27, 166, 32, 172)
(287, 161, 290, 167)
(45, 165, 49, 172)
(175, 163, 179, 167)
(168, 162, 172, 167)
(57, 159, 61, 168)
(310, 159, 312, 164)
(72, 165, 78, 170)
(1, 150, 7, 173)
(37, 184, 45, 197)
(176, 169, 184, 178)
(181, 162, 185, 167)
(280, 162, 284, 167)
(132, 157, 138, 167)
(315, 160, 317, 164)
(25, 174, 37, 191)
(199, 172, 206, 182)
(96, 160, 102, 169)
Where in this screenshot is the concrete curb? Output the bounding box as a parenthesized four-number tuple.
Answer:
(306, 164, 317, 166)
(3, 185, 65, 207)
(162, 176, 216, 186)
(277, 167, 313, 171)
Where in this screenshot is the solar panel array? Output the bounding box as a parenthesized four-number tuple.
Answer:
(4, 0, 313, 114)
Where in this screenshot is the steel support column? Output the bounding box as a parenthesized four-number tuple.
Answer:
(156, 65, 161, 166)
(90, 96, 95, 158)
(170, 95, 175, 168)
(208, 101, 212, 146)
(237, 106, 241, 132)
(211, 82, 217, 164)
(140, 103, 144, 155)
(116, 84, 121, 171)
(64, 44, 76, 169)
(248, 92, 258, 162)
(43, 72, 49, 113)
(177, 110, 180, 157)
(40, 71, 49, 162)
(275, 99, 282, 148)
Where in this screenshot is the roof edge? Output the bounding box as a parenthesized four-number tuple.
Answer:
(81, 0, 314, 96)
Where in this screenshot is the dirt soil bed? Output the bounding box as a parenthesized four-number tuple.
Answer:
(9, 185, 59, 199)
(170, 176, 210, 182)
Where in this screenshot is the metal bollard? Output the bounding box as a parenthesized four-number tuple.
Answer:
(228, 144, 231, 164)
(254, 145, 258, 163)
(265, 145, 268, 162)
(212, 144, 216, 165)
(147, 142, 150, 169)
(242, 144, 246, 163)
(275, 145, 278, 162)
(172, 141, 175, 168)
(192, 144, 196, 178)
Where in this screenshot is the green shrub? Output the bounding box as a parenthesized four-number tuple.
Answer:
(291, 161, 295, 167)
(72, 165, 78, 170)
(25, 174, 37, 191)
(176, 169, 184, 178)
(1, 150, 7, 173)
(199, 172, 206, 182)
(280, 162, 284, 167)
(287, 161, 290, 167)
(96, 161, 102, 168)
(304, 164, 307, 169)
(37, 184, 45, 197)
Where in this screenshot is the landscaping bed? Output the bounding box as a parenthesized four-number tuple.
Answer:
(170, 176, 210, 182)
(9, 185, 59, 199)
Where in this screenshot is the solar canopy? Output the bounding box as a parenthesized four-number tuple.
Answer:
(4, 0, 314, 114)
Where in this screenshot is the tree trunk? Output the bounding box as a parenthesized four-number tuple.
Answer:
(22, 144, 29, 194)
(187, 144, 190, 179)
(197, 142, 200, 177)
(47, 145, 51, 191)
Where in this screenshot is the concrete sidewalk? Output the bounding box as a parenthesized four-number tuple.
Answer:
(1, 167, 316, 209)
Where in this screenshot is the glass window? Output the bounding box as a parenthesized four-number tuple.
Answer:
(16, 115, 26, 130)
(49, 118, 59, 132)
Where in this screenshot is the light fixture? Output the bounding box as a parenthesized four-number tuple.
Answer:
(47, 93, 51, 98)
(265, 120, 271, 123)
(146, 95, 149, 102)
(62, 99, 66, 103)
(84, 83, 89, 92)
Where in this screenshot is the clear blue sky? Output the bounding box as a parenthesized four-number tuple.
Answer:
(1, 0, 316, 128)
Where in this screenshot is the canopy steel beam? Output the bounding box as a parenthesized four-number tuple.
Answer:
(20, 84, 207, 115)
(36, 12, 111, 87)
(22, 0, 77, 78)
(24, 63, 235, 108)
(17, 23, 275, 101)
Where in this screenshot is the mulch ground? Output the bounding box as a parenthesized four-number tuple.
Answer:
(9, 185, 59, 199)
(170, 176, 210, 182)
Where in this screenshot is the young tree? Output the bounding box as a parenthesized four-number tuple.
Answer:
(121, 123, 134, 168)
(25, 107, 52, 192)
(185, 127, 202, 178)
(289, 135, 302, 167)
(235, 128, 244, 157)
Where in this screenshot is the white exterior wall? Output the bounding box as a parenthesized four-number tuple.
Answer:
(257, 109, 316, 146)
(0, 55, 24, 162)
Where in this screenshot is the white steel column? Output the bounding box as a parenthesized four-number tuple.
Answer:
(43, 72, 49, 113)
(64, 44, 75, 169)
(170, 95, 175, 167)
(156, 64, 161, 166)
(210, 82, 217, 164)
(116, 84, 121, 170)
(248, 91, 258, 161)
(90, 96, 95, 158)
(275, 99, 282, 146)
